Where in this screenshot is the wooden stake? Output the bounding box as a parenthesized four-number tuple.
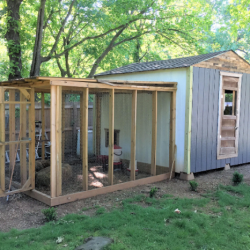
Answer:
(82, 88, 89, 191)
(130, 90, 137, 181)
(151, 91, 157, 176)
(108, 89, 114, 185)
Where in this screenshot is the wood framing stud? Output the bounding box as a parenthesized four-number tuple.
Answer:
(0, 88, 5, 193)
(169, 91, 176, 173)
(151, 91, 157, 176)
(82, 88, 89, 191)
(108, 89, 114, 185)
(41, 93, 45, 160)
(130, 90, 137, 181)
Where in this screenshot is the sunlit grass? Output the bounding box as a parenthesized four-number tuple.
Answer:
(1, 184, 250, 250)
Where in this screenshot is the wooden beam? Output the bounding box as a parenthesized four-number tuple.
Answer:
(41, 93, 45, 160)
(169, 91, 176, 173)
(130, 90, 137, 181)
(24, 189, 51, 206)
(62, 93, 65, 162)
(108, 89, 114, 185)
(20, 92, 27, 185)
(50, 173, 171, 206)
(51, 80, 177, 92)
(0, 88, 5, 193)
(29, 88, 35, 189)
(184, 67, 193, 174)
(56, 86, 62, 197)
(82, 88, 89, 191)
(95, 94, 101, 156)
(151, 91, 157, 176)
(19, 88, 30, 100)
(9, 89, 15, 177)
(50, 85, 57, 198)
(97, 79, 177, 85)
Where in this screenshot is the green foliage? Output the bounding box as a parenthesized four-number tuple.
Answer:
(189, 180, 198, 191)
(232, 171, 243, 185)
(15, 107, 20, 118)
(149, 186, 158, 198)
(41, 207, 57, 222)
(95, 207, 106, 215)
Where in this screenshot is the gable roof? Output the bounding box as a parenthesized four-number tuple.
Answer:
(95, 50, 246, 76)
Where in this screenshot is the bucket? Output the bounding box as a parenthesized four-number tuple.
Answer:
(114, 145, 122, 162)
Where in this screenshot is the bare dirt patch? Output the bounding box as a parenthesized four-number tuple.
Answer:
(0, 164, 249, 232)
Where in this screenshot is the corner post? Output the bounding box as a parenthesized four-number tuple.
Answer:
(130, 90, 137, 181)
(184, 66, 193, 174)
(9, 90, 15, 176)
(108, 89, 114, 185)
(151, 91, 157, 176)
(0, 88, 5, 194)
(81, 88, 89, 191)
(29, 88, 35, 189)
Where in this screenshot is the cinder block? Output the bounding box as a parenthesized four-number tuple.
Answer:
(224, 164, 230, 170)
(179, 172, 194, 181)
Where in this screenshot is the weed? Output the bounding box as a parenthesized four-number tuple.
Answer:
(149, 187, 158, 198)
(96, 207, 106, 215)
(189, 180, 198, 191)
(232, 171, 243, 185)
(41, 207, 57, 222)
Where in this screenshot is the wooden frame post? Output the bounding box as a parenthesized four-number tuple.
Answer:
(41, 93, 45, 160)
(81, 88, 89, 191)
(151, 91, 157, 176)
(108, 89, 114, 185)
(9, 89, 15, 176)
(50, 85, 62, 197)
(20, 92, 27, 185)
(62, 93, 65, 162)
(169, 91, 176, 176)
(130, 90, 137, 181)
(95, 94, 101, 156)
(29, 88, 35, 189)
(0, 88, 5, 194)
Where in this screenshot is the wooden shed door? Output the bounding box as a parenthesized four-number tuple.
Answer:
(217, 72, 242, 160)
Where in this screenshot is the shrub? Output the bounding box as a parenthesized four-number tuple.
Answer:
(149, 187, 158, 198)
(96, 207, 106, 215)
(232, 171, 243, 185)
(42, 207, 57, 221)
(189, 180, 198, 191)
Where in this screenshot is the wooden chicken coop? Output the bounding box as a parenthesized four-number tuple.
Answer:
(0, 77, 177, 206)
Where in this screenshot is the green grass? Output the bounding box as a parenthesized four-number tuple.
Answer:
(1, 184, 250, 250)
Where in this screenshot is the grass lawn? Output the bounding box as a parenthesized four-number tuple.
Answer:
(1, 184, 250, 250)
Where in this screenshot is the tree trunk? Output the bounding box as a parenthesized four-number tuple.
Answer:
(5, 0, 23, 80)
(30, 0, 46, 77)
(133, 39, 141, 63)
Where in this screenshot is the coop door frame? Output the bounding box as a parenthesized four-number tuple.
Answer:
(217, 72, 242, 160)
(0, 86, 35, 197)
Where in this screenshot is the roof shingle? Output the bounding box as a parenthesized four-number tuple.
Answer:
(95, 51, 229, 76)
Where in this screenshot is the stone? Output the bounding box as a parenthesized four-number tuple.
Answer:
(179, 172, 195, 181)
(36, 163, 72, 187)
(74, 237, 113, 250)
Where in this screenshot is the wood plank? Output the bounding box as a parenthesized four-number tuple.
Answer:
(41, 93, 45, 160)
(50, 85, 57, 198)
(20, 92, 27, 185)
(82, 88, 89, 191)
(184, 66, 193, 174)
(130, 90, 137, 181)
(51, 173, 171, 206)
(97, 79, 177, 85)
(95, 94, 101, 156)
(151, 91, 157, 176)
(51, 80, 177, 92)
(29, 88, 35, 189)
(9, 89, 15, 177)
(62, 94, 65, 162)
(108, 89, 114, 185)
(24, 189, 51, 206)
(0, 88, 5, 192)
(56, 86, 62, 197)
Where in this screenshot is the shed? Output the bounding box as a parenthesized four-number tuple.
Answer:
(95, 50, 250, 176)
